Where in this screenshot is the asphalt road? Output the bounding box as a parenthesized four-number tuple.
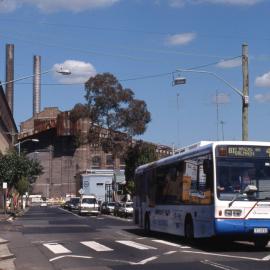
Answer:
(2, 206, 270, 270)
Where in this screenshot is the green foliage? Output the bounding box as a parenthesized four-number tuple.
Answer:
(71, 73, 151, 155)
(124, 141, 158, 195)
(16, 177, 29, 196)
(0, 150, 43, 190)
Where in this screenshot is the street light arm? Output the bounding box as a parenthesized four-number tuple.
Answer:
(176, 69, 243, 97)
(0, 67, 71, 87)
(0, 69, 52, 87)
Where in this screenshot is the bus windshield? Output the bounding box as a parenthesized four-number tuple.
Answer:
(216, 157, 270, 201)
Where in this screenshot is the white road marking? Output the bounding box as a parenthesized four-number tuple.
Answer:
(131, 256, 159, 265)
(182, 250, 261, 261)
(81, 241, 113, 252)
(49, 255, 92, 262)
(152, 239, 183, 248)
(262, 254, 270, 261)
(58, 207, 85, 218)
(43, 243, 72, 254)
(116, 240, 157, 250)
(163, 251, 177, 255)
(201, 260, 239, 270)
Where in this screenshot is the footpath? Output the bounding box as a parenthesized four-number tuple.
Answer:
(0, 210, 28, 270)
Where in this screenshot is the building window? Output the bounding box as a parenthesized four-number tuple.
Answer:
(120, 156, 125, 170)
(92, 156, 101, 169)
(106, 154, 114, 169)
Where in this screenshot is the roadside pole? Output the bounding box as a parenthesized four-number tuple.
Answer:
(242, 43, 249, 141)
(2, 182, 7, 215)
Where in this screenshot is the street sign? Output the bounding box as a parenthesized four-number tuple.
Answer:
(2, 182, 7, 189)
(78, 188, 84, 195)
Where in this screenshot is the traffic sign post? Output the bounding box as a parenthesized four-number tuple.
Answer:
(2, 182, 7, 215)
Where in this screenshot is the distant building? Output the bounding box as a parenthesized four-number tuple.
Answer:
(0, 85, 17, 153)
(77, 169, 125, 203)
(19, 107, 172, 199)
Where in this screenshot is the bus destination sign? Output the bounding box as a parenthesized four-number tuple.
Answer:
(217, 146, 270, 158)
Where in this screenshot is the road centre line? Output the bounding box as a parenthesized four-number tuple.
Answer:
(181, 250, 262, 261)
(116, 240, 157, 250)
(201, 260, 239, 270)
(81, 241, 113, 251)
(43, 243, 72, 254)
(49, 255, 92, 262)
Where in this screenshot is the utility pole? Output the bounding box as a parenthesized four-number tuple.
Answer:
(242, 43, 249, 141)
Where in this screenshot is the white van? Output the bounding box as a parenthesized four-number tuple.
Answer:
(78, 195, 99, 215)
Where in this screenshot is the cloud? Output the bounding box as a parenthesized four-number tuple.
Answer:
(0, 0, 120, 13)
(212, 93, 230, 104)
(255, 71, 270, 88)
(168, 0, 186, 7)
(53, 60, 96, 84)
(216, 58, 242, 68)
(254, 93, 270, 103)
(166, 33, 196, 46)
(167, 0, 263, 7)
(0, 0, 18, 13)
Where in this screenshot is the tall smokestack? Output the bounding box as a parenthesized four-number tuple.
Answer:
(5, 44, 14, 114)
(33, 55, 41, 116)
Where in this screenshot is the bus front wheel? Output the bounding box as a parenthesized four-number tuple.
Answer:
(254, 238, 269, 250)
(184, 216, 194, 241)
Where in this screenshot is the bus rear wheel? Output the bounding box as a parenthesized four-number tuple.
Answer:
(144, 214, 151, 235)
(184, 216, 194, 241)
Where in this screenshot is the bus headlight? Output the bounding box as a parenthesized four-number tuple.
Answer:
(225, 210, 232, 217)
(225, 209, 242, 217)
(232, 210, 242, 217)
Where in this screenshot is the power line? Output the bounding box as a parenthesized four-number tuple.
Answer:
(12, 55, 241, 85)
(2, 18, 270, 43)
(0, 31, 241, 62)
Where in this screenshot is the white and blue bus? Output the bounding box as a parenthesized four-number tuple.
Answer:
(134, 141, 270, 249)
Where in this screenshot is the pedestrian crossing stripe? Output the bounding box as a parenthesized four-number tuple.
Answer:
(152, 239, 190, 248)
(43, 243, 72, 254)
(43, 239, 191, 254)
(81, 241, 113, 251)
(116, 240, 157, 250)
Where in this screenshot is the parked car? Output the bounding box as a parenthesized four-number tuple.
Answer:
(101, 202, 115, 214)
(40, 199, 48, 207)
(118, 202, 133, 218)
(67, 197, 80, 211)
(78, 195, 100, 215)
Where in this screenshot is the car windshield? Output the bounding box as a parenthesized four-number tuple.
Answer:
(125, 203, 133, 208)
(82, 198, 96, 204)
(70, 198, 80, 203)
(108, 203, 115, 207)
(216, 157, 270, 201)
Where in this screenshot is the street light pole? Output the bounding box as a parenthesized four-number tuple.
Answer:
(175, 44, 249, 141)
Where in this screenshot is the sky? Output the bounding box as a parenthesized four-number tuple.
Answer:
(0, 0, 270, 149)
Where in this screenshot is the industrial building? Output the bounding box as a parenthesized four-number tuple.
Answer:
(18, 107, 172, 199)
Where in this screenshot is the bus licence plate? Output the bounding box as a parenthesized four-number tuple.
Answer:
(254, 228, 268, 234)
